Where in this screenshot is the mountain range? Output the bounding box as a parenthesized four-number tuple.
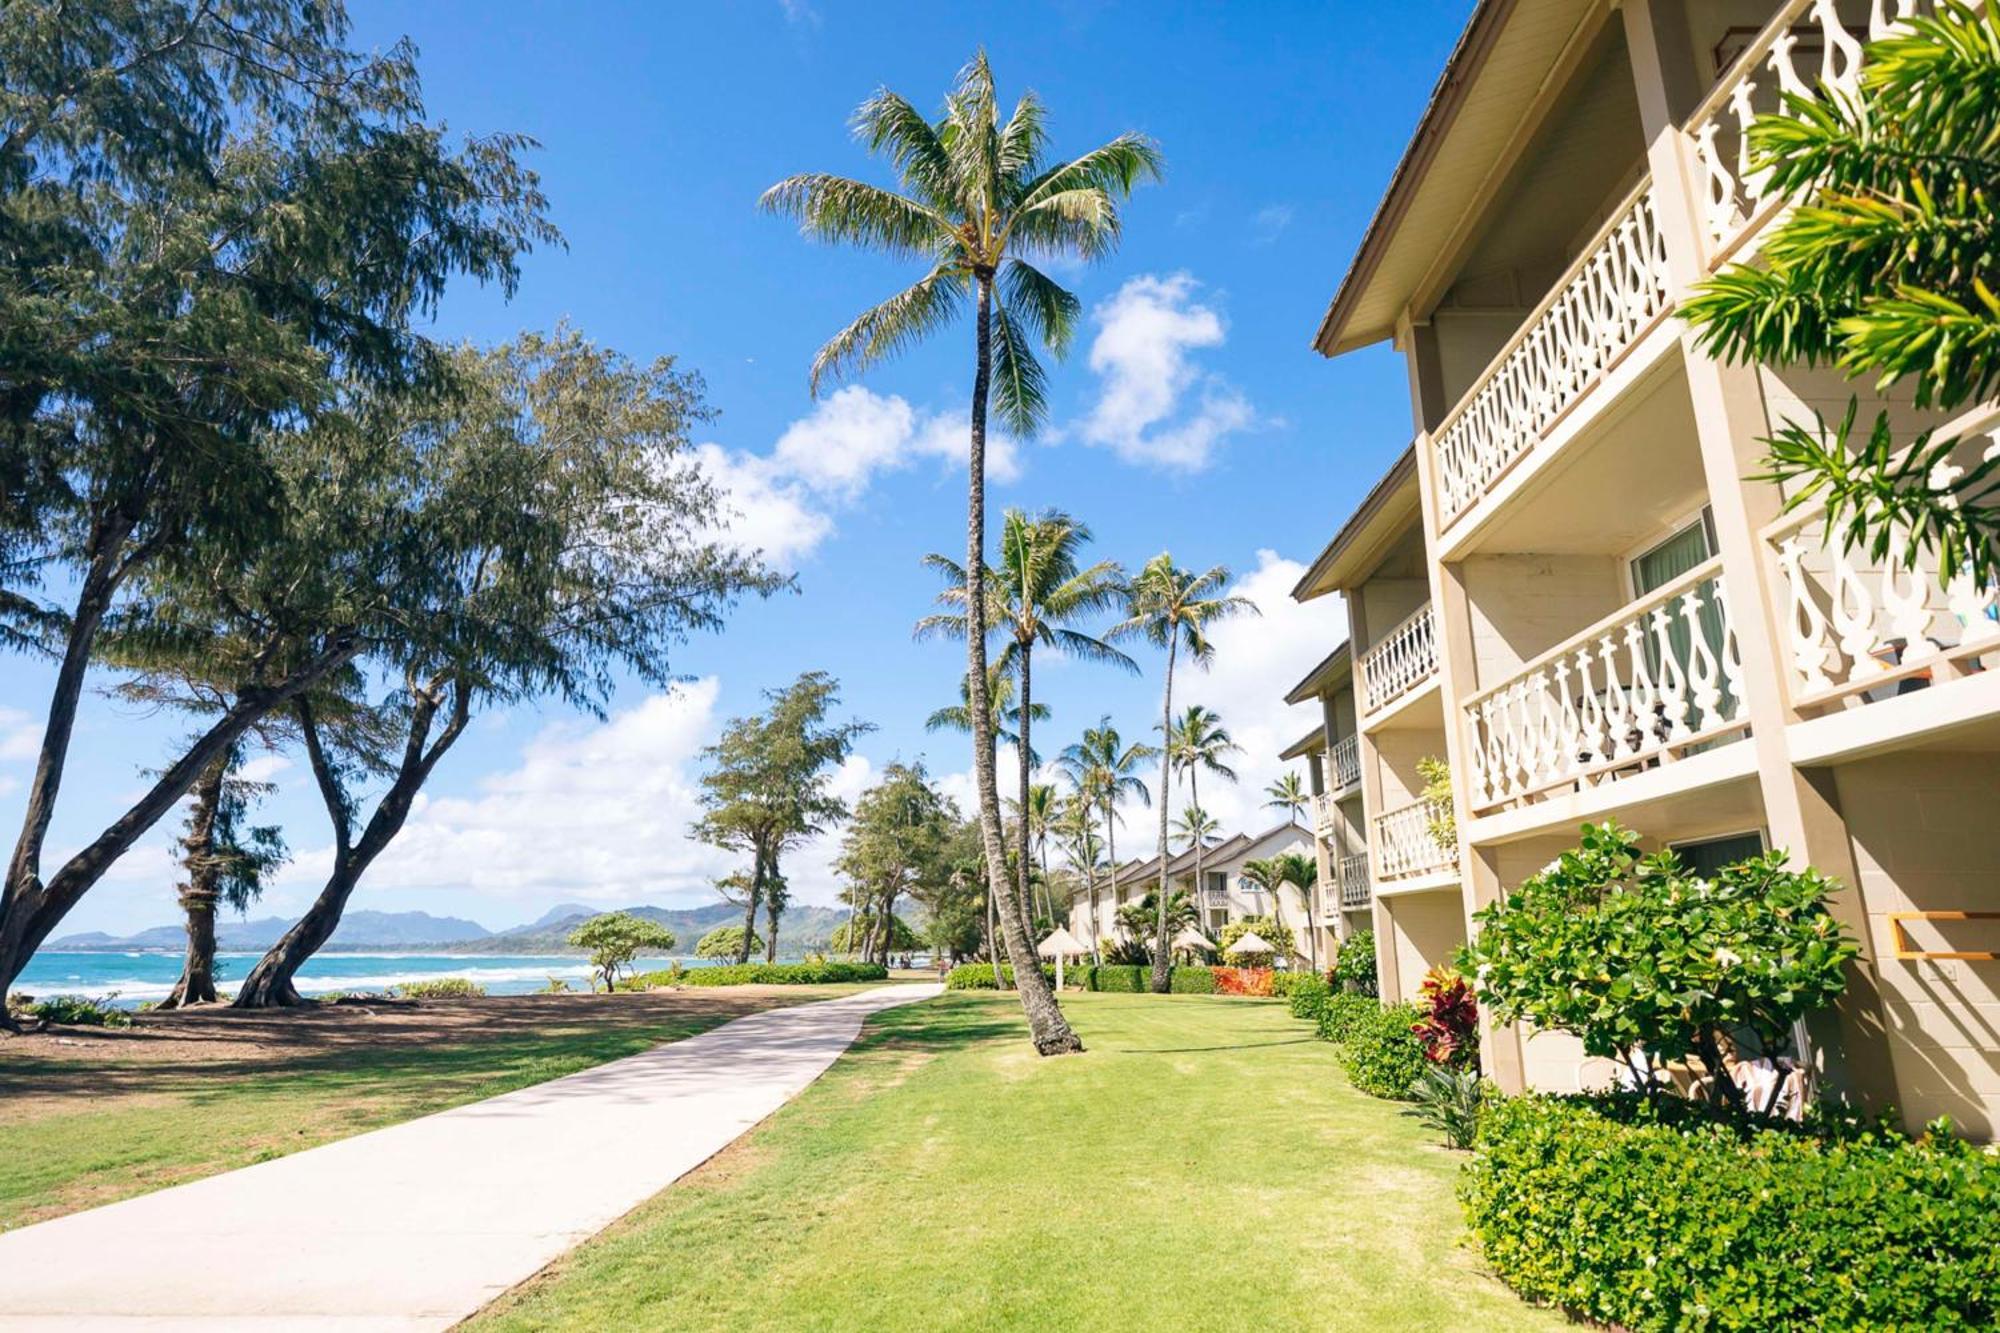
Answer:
(45, 902, 853, 955)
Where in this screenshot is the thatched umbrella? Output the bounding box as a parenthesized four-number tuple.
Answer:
(1037, 926, 1089, 990)
(1224, 929, 1275, 961)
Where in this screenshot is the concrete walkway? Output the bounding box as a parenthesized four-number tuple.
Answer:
(0, 982, 942, 1331)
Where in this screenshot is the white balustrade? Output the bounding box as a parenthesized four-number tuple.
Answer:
(1338, 852, 1371, 910)
(1687, 0, 1927, 265)
(1362, 603, 1438, 715)
(1462, 558, 1750, 815)
(1765, 411, 2000, 709)
(1311, 792, 1337, 835)
(1430, 182, 1671, 527)
(1372, 798, 1457, 883)
(1327, 734, 1361, 793)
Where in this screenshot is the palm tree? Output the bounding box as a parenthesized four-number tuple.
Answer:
(1266, 771, 1309, 826)
(766, 54, 1159, 1057)
(921, 509, 1134, 934)
(926, 665, 1044, 760)
(1168, 703, 1241, 954)
(1242, 849, 1319, 969)
(1112, 555, 1257, 992)
(1056, 716, 1154, 963)
(1050, 791, 1100, 943)
(1006, 780, 1061, 923)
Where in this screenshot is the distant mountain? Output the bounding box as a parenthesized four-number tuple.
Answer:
(47, 902, 855, 955)
(48, 908, 492, 953)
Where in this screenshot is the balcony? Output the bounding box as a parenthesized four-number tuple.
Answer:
(1311, 792, 1337, 837)
(1462, 557, 1752, 816)
(1765, 405, 2000, 719)
(1361, 603, 1438, 717)
(1372, 797, 1457, 885)
(1337, 852, 1371, 911)
(1687, 0, 1919, 272)
(1429, 179, 1672, 531)
(1327, 734, 1360, 794)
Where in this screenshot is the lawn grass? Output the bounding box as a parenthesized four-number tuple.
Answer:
(0, 985, 870, 1230)
(474, 991, 1565, 1331)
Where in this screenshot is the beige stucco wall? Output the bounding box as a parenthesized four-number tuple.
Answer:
(1380, 887, 1467, 1004)
(1461, 553, 1626, 695)
(1831, 750, 2000, 1138)
(1371, 728, 1449, 810)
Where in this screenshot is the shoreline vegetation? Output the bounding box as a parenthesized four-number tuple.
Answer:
(0, 984, 879, 1231)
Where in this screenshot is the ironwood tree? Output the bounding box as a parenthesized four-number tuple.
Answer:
(835, 762, 956, 968)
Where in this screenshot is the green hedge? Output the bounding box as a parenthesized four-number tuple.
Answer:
(943, 963, 1057, 990)
(1281, 972, 1331, 1020)
(1169, 966, 1216, 994)
(1463, 1095, 2000, 1331)
(392, 977, 486, 999)
(1314, 992, 1380, 1044)
(1339, 1000, 1426, 1098)
(634, 961, 888, 988)
(1081, 965, 1216, 993)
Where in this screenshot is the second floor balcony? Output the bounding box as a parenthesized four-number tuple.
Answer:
(1361, 603, 1438, 718)
(1337, 852, 1371, 911)
(1462, 556, 1751, 816)
(1326, 734, 1360, 794)
(1373, 797, 1457, 885)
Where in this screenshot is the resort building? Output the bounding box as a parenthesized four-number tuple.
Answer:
(1294, 0, 2000, 1135)
(1066, 821, 1319, 966)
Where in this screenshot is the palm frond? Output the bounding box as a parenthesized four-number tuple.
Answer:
(759, 174, 953, 257)
(996, 89, 1048, 181)
(1002, 259, 1082, 356)
(809, 264, 964, 395)
(989, 302, 1049, 437)
(1017, 133, 1163, 211)
(850, 89, 958, 207)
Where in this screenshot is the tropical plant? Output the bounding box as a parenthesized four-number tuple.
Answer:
(1112, 556, 1256, 992)
(1171, 804, 1219, 855)
(1265, 771, 1309, 824)
(694, 672, 871, 964)
(1408, 1066, 1485, 1149)
(1459, 821, 1858, 1110)
(1056, 716, 1155, 962)
(1417, 756, 1455, 854)
(836, 762, 957, 967)
(392, 977, 486, 1000)
(1341, 1000, 1428, 1100)
(149, 744, 287, 1008)
(924, 665, 1044, 755)
(765, 52, 1159, 1055)
(1216, 915, 1295, 969)
(695, 925, 764, 959)
(1168, 703, 1241, 940)
(1410, 966, 1479, 1071)
(1680, 2, 2000, 587)
(568, 913, 678, 993)
(1115, 890, 1196, 942)
(1332, 928, 1379, 997)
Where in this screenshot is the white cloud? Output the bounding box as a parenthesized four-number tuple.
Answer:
(701, 386, 1017, 569)
(238, 753, 292, 784)
(1171, 550, 1348, 836)
(286, 680, 877, 913)
(1076, 274, 1258, 472)
(1251, 204, 1295, 245)
(0, 706, 40, 762)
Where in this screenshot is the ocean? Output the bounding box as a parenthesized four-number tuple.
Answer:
(13, 951, 710, 1004)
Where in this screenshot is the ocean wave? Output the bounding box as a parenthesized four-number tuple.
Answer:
(28, 961, 602, 1003)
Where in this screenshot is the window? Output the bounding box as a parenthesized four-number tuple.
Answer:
(1669, 830, 1766, 877)
(1630, 509, 1717, 595)
(1206, 871, 1228, 897)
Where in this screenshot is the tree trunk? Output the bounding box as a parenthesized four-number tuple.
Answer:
(1016, 643, 1036, 933)
(1100, 803, 1118, 964)
(878, 890, 898, 968)
(736, 845, 764, 965)
(964, 274, 1079, 1054)
(0, 635, 357, 1009)
(1150, 641, 1177, 993)
(1190, 767, 1204, 950)
(234, 685, 466, 1008)
(764, 883, 781, 964)
(159, 759, 228, 1009)
(985, 883, 1005, 990)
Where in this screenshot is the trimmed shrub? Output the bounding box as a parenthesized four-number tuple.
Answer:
(1331, 928, 1378, 996)
(1085, 964, 1147, 993)
(694, 925, 762, 959)
(1315, 992, 1379, 1044)
(1340, 1000, 1426, 1099)
(1169, 966, 1217, 995)
(943, 963, 1055, 991)
(639, 961, 889, 988)
(1463, 1094, 2000, 1331)
(1283, 972, 1331, 1021)
(393, 977, 485, 999)
(1209, 966, 1271, 997)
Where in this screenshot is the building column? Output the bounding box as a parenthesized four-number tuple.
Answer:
(1621, 0, 1901, 1112)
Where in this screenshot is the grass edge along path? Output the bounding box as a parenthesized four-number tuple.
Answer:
(472, 991, 1565, 1331)
(0, 984, 874, 1230)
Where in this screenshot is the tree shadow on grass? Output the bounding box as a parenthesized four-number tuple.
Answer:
(1109, 1036, 1320, 1054)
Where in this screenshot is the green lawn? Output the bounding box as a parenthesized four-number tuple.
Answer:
(474, 991, 1563, 1331)
(0, 985, 868, 1230)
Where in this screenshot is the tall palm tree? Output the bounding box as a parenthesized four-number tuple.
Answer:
(1113, 555, 1257, 992)
(1265, 771, 1309, 826)
(1057, 716, 1154, 963)
(1241, 849, 1319, 968)
(921, 509, 1133, 932)
(1006, 780, 1061, 923)
(767, 54, 1159, 1057)
(926, 665, 1043, 759)
(1050, 791, 1100, 943)
(1168, 703, 1241, 952)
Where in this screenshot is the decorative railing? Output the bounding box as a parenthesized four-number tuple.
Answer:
(1430, 181, 1672, 528)
(1463, 558, 1750, 815)
(1373, 797, 1457, 882)
(1362, 603, 1438, 715)
(1311, 791, 1337, 836)
(1686, 0, 1926, 267)
(1338, 852, 1371, 910)
(1327, 734, 1361, 793)
(1764, 405, 2000, 710)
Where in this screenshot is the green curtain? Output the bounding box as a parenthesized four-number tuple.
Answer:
(1631, 518, 1732, 732)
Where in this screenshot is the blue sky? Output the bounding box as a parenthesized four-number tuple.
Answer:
(4, 0, 1468, 937)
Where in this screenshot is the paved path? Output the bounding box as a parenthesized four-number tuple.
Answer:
(0, 983, 942, 1331)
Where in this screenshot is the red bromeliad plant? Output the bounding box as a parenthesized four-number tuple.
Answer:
(1412, 966, 1479, 1071)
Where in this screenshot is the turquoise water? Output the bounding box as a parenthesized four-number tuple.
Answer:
(15, 951, 712, 1004)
